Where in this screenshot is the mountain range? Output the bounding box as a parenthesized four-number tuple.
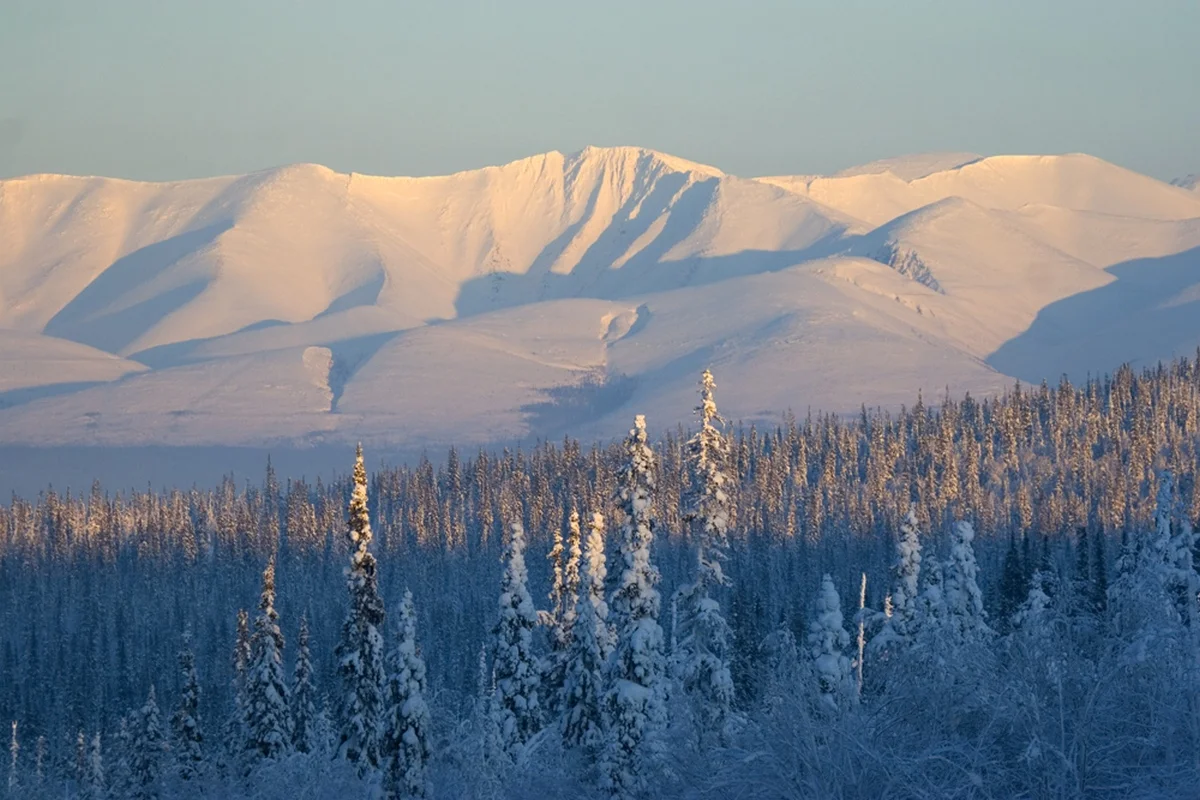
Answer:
(2, 146, 1199, 457)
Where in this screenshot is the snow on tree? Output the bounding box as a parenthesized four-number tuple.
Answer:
(943, 520, 991, 641)
(243, 556, 293, 762)
(1161, 472, 1199, 630)
(892, 505, 924, 630)
(1012, 570, 1052, 631)
(562, 511, 613, 753)
(602, 415, 669, 798)
(1110, 471, 1193, 659)
(806, 574, 853, 713)
(83, 732, 106, 800)
(336, 443, 388, 771)
(760, 624, 802, 707)
(33, 735, 43, 787)
(111, 716, 132, 797)
(291, 613, 319, 754)
(130, 685, 168, 800)
(171, 632, 204, 780)
(7, 721, 17, 795)
(490, 520, 542, 755)
(673, 369, 736, 748)
(542, 509, 583, 717)
(870, 506, 926, 657)
(224, 608, 251, 759)
(383, 589, 432, 800)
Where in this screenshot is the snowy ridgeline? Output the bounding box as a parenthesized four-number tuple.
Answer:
(3, 364, 1200, 797)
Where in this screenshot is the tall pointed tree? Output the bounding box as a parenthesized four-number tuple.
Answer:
(83, 732, 106, 800)
(674, 370, 736, 748)
(490, 520, 542, 755)
(244, 556, 293, 761)
(171, 633, 204, 780)
(224, 608, 251, 761)
(562, 512, 613, 754)
(130, 686, 167, 800)
(383, 589, 432, 800)
(807, 574, 854, 713)
(543, 510, 583, 716)
(602, 415, 668, 798)
(871, 505, 924, 654)
(336, 444, 388, 771)
(291, 614, 319, 754)
(943, 520, 990, 641)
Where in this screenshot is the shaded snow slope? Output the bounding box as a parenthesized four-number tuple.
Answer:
(0, 146, 1198, 449)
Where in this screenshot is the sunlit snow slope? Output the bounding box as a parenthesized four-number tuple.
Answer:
(1, 146, 1199, 449)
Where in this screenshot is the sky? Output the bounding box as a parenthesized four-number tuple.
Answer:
(1, 0, 1198, 182)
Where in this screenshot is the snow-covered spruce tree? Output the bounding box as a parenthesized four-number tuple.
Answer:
(383, 589, 432, 800)
(673, 369, 736, 748)
(943, 520, 991, 642)
(223, 608, 251, 763)
(291, 613, 319, 754)
(244, 555, 293, 762)
(1012, 570, 1052, 631)
(490, 520, 542, 755)
(1108, 471, 1192, 662)
(130, 685, 167, 800)
(7, 721, 17, 795)
(83, 732, 106, 800)
(542, 510, 583, 717)
(171, 632, 204, 781)
(602, 415, 668, 799)
(336, 443, 388, 772)
(892, 505, 923, 633)
(1161, 473, 1199, 631)
(562, 511, 613, 754)
(111, 716, 132, 797)
(806, 574, 853, 713)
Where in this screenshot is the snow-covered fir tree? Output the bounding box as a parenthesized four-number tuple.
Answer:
(943, 520, 991, 641)
(383, 589, 432, 800)
(83, 732, 106, 800)
(602, 415, 668, 798)
(806, 574, 853, 713)
(171, 633, 204, 781)
(111, 716, 132, 797)
(224, 608, 251, 761)
(1161, 472, 1199, 631)
(291, 613, 319, 754)
(1012, 570, 1052, 631)
(673, 369, 736, 748)
(883, 505, 923, 644)
(562, 511, 613, 754)
(243, 556, 293, 762)
(542, 509, 583, 716)
(1110, 471, 1192, 658)
(130, 685, 167, 800)
(336, 444, 388, 771)
(490, 520, 542, 755)
(7, 721, 16, 795)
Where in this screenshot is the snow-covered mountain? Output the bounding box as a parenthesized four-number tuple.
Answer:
(1, 146, 1199, 452)
(1174, 174, 1200, 192)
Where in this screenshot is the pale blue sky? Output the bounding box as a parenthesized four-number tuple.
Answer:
(1, 0, 1197, 181)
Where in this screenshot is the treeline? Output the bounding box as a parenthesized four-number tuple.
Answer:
(2, 358, 1200, 797)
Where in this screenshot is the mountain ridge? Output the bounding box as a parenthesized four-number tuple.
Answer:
(0, 145, 1198, 451)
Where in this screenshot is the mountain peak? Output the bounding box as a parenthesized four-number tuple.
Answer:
(569, 145, 724, 178)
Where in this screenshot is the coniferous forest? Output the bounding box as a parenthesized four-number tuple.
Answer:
(5, 359, 1200, 798)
